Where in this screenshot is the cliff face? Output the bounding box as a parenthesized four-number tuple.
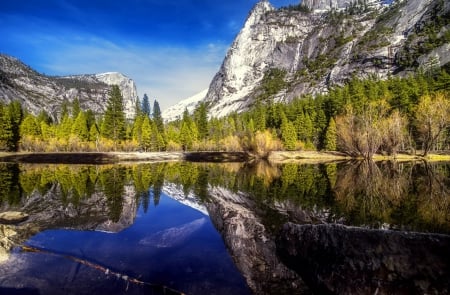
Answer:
(0, 54, 138, 119)
(200, 0, 448, 118)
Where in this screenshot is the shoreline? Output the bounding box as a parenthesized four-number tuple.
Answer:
(0, 151, 449, 164)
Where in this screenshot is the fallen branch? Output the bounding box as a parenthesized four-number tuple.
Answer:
(18, 244, 186, 295)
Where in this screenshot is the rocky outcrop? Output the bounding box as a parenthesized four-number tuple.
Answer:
(0, 54, 138, 119)
(0, 211, 29, 224)
(198, 0, 448, 118)
(277, 223, 450, 294)
(303, 0, 382, 12)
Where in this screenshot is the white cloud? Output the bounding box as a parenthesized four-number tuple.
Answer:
(17, 31, 228, 111)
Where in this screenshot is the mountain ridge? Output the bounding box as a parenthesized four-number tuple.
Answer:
(167, 0, 449, 120)
(0, 54, 138, 120)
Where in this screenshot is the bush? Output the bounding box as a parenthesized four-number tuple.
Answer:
(220, 135, 242, 151)
(244, 130, 282, 159)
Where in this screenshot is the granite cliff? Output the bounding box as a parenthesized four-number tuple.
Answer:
(166, 0, 449, 120)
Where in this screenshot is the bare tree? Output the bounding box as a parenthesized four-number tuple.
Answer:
(336, 101, 388, 159)
(381, 110, 408, 156)
(415, 93, 450, 156)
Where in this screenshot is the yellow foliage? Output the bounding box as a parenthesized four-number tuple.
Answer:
(166, 140, 182, 151)
(220, 135, 242, 151)
(246, 130, 282, 159)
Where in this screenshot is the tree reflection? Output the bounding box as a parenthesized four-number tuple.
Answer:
(333, 160, 411, 227)
(1, 160, 449, 233)
(0, 163, 21, 206)
(99, 166, 126, 222)
(332, 161, 450, 233)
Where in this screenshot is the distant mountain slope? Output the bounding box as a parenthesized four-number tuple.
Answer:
(195, 0, 449, 118)
(0, 54, 138, 119)
(162, 89, 208, 121)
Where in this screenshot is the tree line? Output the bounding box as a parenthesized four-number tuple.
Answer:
(0, 70, 449, 157)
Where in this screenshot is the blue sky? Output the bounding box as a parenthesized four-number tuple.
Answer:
(0, 0, 299, 110)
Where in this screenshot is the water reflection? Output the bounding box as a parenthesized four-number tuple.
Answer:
(333, 161, 450, 232)
(0, 160, 448, 294)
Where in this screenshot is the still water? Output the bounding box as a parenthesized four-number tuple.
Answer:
(0, 161, 448, 294)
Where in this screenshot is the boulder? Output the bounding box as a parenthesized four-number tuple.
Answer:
(0, 212, 29, 224)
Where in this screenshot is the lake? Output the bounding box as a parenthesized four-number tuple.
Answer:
(0, 160, 448, 294)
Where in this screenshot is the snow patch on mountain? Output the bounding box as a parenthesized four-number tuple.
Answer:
(162, 89, 208, 122)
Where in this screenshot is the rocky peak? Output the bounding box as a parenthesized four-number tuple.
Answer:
(0, 54, 37, 76)
(303, 0, 383, 12)
(0, 54, 138, 119)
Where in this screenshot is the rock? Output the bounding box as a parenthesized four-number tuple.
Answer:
(0, 212, 29, 224)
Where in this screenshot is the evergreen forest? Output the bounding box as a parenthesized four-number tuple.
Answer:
(1, 71, 449, 158)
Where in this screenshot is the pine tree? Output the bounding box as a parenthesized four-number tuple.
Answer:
(281, 112, 297, 151)
(57, 114, 73, 140)
(0, 104, 12, 151)
(281, 120, 297, 151)
(37, 110, 52, 125)
(254, 102, 266, 131)
(180, 121, 193, 151)
(40, 121, 55, 141)
(141, 94, 151, 117)
(60, 100, 70, 122)
(247, 118, 256, 133)
(101, 85, 126, 148)
(165, 124, 180, 145)
(324, 117, 337, 151)
(141, 116, 152, 151)
(72, 98, 81, 119)
(194, 102, 208, 140)
(150, 120, 165, 151)
(153, 100, 164, 134)
(20, 115, 41, 137)
(89, 124, 100, 142)
(132, 115, 144, 144)
(0, 102, 23, 151)
(7, 101, 23, 151)
(71, 111, 89, 141)
(134, 96, 142, 117)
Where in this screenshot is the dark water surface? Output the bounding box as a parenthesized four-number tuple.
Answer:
(0, 161, 448, 294)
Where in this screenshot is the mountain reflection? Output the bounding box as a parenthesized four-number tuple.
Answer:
(0, 160, 449, 294)
(0, 160, 449, 233)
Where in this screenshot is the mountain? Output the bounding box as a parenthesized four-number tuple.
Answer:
(193, 0, 450, 118)
(0, 54, 138, 119)
(161, 88, 208, 121)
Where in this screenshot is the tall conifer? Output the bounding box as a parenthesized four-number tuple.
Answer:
(101, 85, 126, 148)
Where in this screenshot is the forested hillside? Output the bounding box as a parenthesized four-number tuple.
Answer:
(1, 70, 449, 158)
